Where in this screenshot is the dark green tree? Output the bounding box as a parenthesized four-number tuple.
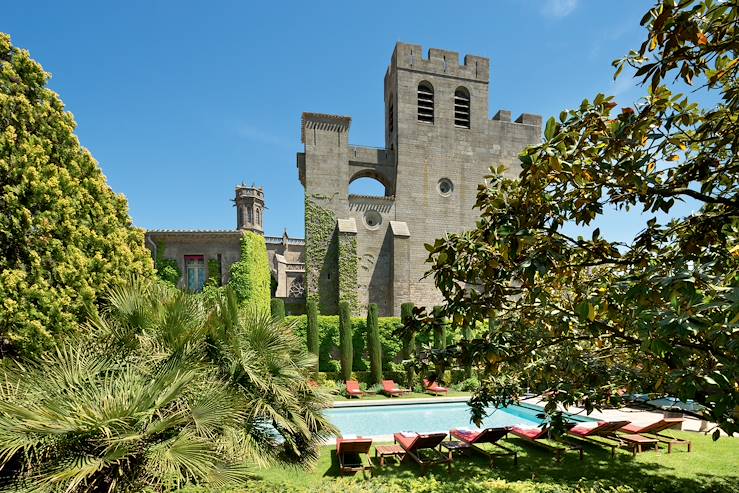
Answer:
(306, 300, 320, 374)
(424, 0, 739, 435)
(0, 34, 155, 358)
(401, 302, 416, 385)
(338, 301, 353, 381)
(432, 306, 446, 350)
(367, 303, 382, 385)
(271, 298, 286, 321)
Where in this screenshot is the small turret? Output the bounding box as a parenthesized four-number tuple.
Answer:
(235, 183, 265, 234)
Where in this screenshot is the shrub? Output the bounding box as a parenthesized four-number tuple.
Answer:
(367, 304, 382, 384)
(454, 376, 480, 392)
(271, 298, 286, 320)
(229, 231, 270, 311)
(338, 301, 353, 381)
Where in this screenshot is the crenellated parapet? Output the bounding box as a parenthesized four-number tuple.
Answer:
(389, 43, 490, 82)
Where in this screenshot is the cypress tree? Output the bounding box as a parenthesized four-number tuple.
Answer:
(270, 298, 285, 320)
(432, 306, 446, 378)
(432, 306, 446, 350)
(306, 300, 319, 374)
(462, 323, 473, 379)
(401, 302, 416, 387)
(367, 304, 382, 384)
(338, 301, 353, 381)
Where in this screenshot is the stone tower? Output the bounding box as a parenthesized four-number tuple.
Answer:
(235, 184, 265, 234)
(298, 42, 541, 316)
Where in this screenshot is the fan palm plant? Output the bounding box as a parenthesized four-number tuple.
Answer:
(0, 279, 335, 492)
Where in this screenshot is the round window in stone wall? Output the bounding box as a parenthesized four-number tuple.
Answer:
(438, 178, 454, 197)
(363, 210, 382, 230)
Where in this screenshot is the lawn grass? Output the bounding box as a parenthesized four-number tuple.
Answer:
(251, 431, 738, 492)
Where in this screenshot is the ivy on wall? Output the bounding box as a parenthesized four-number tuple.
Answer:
(154, 240, 181, 286)
(305, 197, 338, 313)
(207, 258, 221, 286)
(229, 231, 270, 312)
(338, 234, 358, 314)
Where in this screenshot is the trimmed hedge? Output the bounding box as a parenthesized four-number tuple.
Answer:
(285, 315, 432, 373)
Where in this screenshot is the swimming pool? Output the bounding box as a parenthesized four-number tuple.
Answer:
(326, 402, 582, 437)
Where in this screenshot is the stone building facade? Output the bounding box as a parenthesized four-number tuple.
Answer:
(145, 42, 540, 316)
(298, 42, 541, 316)
(145, 184, 306, 309)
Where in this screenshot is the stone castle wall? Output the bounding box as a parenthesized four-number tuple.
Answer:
(300, 42, 541, 316)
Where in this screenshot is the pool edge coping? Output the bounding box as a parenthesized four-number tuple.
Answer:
(332, 396, 470, 408)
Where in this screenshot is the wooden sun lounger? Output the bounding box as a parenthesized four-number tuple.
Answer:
(345, 380, 365, 398)
(566, 420, 632, 458)
(383, 379, 410, 397)
(336, 437, 374, 477)
(423, 378, 449, 396)
(394, 432, 451, 475)
(619, 418, 691, 453)
(450, 427, 518, 466)
(509, 426, 583, 462)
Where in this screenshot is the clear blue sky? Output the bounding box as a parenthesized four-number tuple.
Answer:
(4, 0, 692, 242)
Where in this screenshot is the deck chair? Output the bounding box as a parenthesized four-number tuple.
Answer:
(345, 380, 365, 398)
(383, 379, 410, 397)
(450, 427, 517, 466)
(619, 418, 691, 453)
(393, 432, 451, 474)
(566, 420, 631, 458)
(423, 378, 449, 396)
(336, 437, 374, 477)
(509, 425, 583, 462)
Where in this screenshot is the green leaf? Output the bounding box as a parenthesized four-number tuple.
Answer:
(544, 116, 557, 140)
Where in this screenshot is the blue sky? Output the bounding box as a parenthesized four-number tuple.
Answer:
(3, 0, 692, 242)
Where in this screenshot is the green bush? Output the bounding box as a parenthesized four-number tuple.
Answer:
(454, 376, 480, 392)
(338, 301, 352, 381)
(367, 304, 382, 384)
(229, 231, 271, 311)
(177, 474, 739, 493)
(271, 298, 286, 320)
(154, 241, 181, 286)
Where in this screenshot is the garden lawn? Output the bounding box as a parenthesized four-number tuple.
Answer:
(249, 431, 738, 492)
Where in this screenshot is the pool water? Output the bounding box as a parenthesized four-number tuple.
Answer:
(326, 402, 563, 437)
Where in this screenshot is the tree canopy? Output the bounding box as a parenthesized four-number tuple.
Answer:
(0, 33, 154, 358)
(421, 0, 738, 435)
